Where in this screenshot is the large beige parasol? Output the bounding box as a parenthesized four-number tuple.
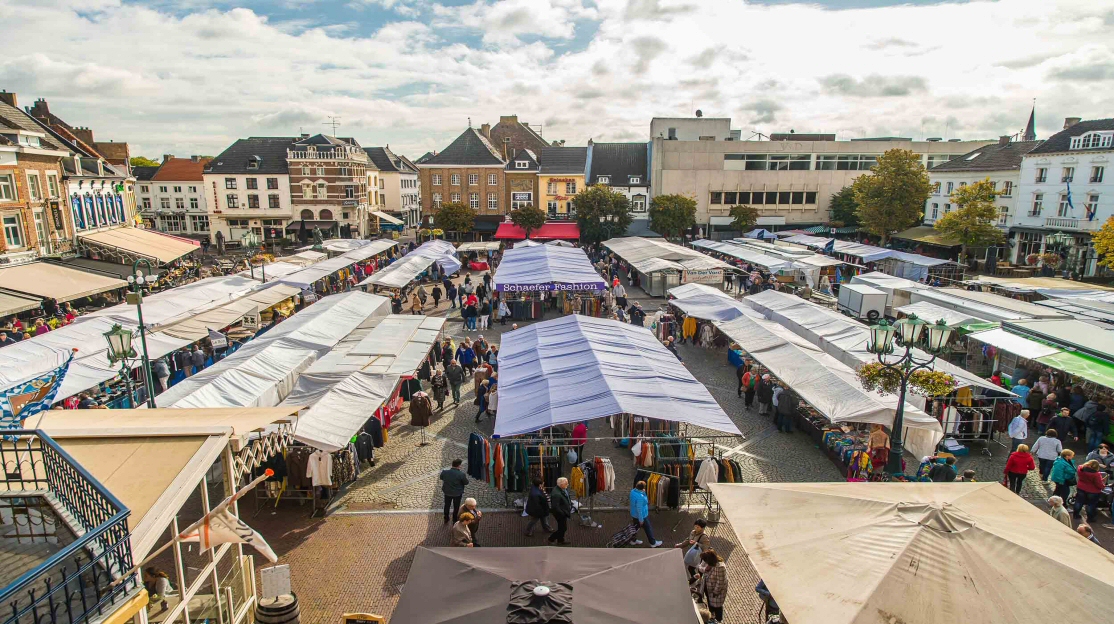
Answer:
(709, 481, 1114, 624)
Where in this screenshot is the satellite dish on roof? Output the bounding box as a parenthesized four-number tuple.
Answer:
(696, 110, 703, 117)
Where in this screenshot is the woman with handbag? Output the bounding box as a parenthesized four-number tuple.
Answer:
(1003, 444, 1035, 494)
(699, 550, 729, 624)
(676, 518, 711, 580)
(1049, 449, 1077, 501)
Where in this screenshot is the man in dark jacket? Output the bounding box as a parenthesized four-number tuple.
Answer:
(756, 374, 774, 416)
(929, 457, 958, 482)
(1048, 408, 1079, 444)
(439, 459, 469, 524)
(628, 302, 646, 327)
(446, 360, 465, 404)
(547, 477, 573, 545)
(1086, 404, 1110, 452)
(524, 477, 553, 536)
(775, 386, 796, 433)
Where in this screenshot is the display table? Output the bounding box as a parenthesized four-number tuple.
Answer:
(728, 349, 745, 368)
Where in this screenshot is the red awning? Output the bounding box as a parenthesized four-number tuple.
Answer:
(532, 223, 580, 240)
(494, 223, 527, 240)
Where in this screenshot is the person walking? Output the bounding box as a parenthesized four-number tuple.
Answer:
(152, 356, 170, 394)
(478, 298, 491, 331)
(676, 518, 711, 579)
(699, 550, 729, 623)
(1073, 459, 1105, 522)
(735, 361, 749, 398)
(410, 291, 422, 315)
(1086, 443, 1114, 474)
(1008, 410, 1029, 452)
(1030, 429, 1063, 481)
(1047, 496, 1072, 528)
(1084, 404, 1110, 453)
(1049, 449, 1077, 501)
(439, 459, 468, 524)
(190, 346, 206, 375)
(431, 284, 442, 308)
(742, 368, 757, 409)
(1048, 408, 1079, 445)
(451, 513, 475, 547)
(430, 366, 448, 410)
(775, 386, 796, 433)
(629, 481, 662, 547)
(1012, 378, 1031, 406)
(456, 339, 476, 375)
(547, 477, 573, 545)
(1037, 392, 1058, 435)
(446, 359, 465, 405)
(524, 477, 553, 536)
(1026, 386, 1046, 426)
(461, 498, 483, 546)
(756, 374, 773, 416)
(1003, 444, 1035, 494)
(474, 378, 490, 423)
(447, 283, 458, 310)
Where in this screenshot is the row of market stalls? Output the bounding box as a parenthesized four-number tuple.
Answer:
(692, 238, 851, 289)
(780, 233, 963, 282)
(362, 239, 461, 290)
(492, 244, 609, 319)
(602, 237, 734, 296)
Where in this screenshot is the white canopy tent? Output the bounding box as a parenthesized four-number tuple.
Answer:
(84, 275, 265, 328)
(457, 241, 502, 253)
(715, 312, 943, 459)
(298, 238, 374, 254)
(783, 234, 952, 279)
(895, 301, 991, 328)
(667, 283, 757, 322)
(278, 240, 398, 289)
(238, 261, 308, 282)
(156, 291, 391, 408)
(514, 240, 542, 248)
(602, 237, 734, 273)
(691, 239, 794, 272)
(743, 289, 1011, 394)
(493, 244, 607, 292)
(851, 271, 925, 313)
(493, 315, 741, 438)
(362, 240, 462, 289)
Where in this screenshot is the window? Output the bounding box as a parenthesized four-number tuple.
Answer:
(547, 181, 558, 194)
(944, 203, 952, 214)
(488, 193, 498, 209)
(432, 174, 442, 185)
(188, 186, 197, 193)
(791, 191, 804, 204)
(224, 178, 236, 189)
(489, 174, 498, 186)
(226, 194, 239, 208)
(1035, 168, 1047, 183)
(738, 192, 751, 203)
(999, 207, 1009, 225)
(468, 174, 479, 186)
(247, 158, 259, 170)
(469, 193, 479, 209)
(932, 182, 941, 195)
(191, 215, 210, 231)
(958, 181, 966, 188)
(720, 192, 735, 205)
(317, 182, 327, 197)
(1000, 181, 1013, 197)
(751, 192, 764, 205)
(814, 154, 876, 171)
(547, 200, 558, 212)
(175, 197, 185, 210)
(516, 161, 530, 169)
(1070, 131, 1114, 150)
(0, 174, 17, 201)
(140, 185, 149, 193)
(710, 192, 722, 204)
(1058, 193, 1071, 217)
(160, 197, 171, 210)
(1062, 167, 1074, 183)
(172, 185, 181, 193)
(632, 195, 646, 212)
(805, 192, 817, 204)
(159, 186, 168, 193)
(268, 194, 280, 209)
(667, 128, 677, 139)
(161, 214, 185, 232)
(1031, 193, 1044, 215)
(946, 182, 954, 194)
(565, 182, 577, 194)
(246, 178, 257, 190)
(630, 176, 641, 184)
(767, 154, 812, 171)
(433, 193, 442, 208)
(1085, 194, 1100, 217)
(765, 192, 777, 204)
(511, 192, 532, 210)
(303, 183, 315, 199)
(319, 209, 333, 220)
(190, 197, 199, 210)
(344, 186, 355, 199)
(451, 174, 461, 186)
(339, 166, 349, 177)
(247, 194, 260, 209)
(931, 203, 939, 219)
(379, 178, 385, 189)
(300, 165, 310, 176)
(598, 176, 610, 185)
(315, 167, 325, 176)
(25, 173, 41, 201)
(3, 214, 24, 247)
(340, 211, 349, 220)
(227, 219, 248, 227)
(300, 209, 314, 219)
(451, 192, 461, 203)
(267, 178, 279, 189)
(1092, 166, 1105, 183)
(141, 197, 151, 210)
(778, 192, 791, 205)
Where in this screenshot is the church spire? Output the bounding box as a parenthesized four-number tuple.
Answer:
(1023, 103, 1036, 141)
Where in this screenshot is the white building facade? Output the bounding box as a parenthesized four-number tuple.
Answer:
(203, 137, 295, 246)
(364, 146, 421, 228)
(136, 156, 213, 241)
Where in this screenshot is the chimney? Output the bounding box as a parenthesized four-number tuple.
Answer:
(499, 115, 517, 124)
(998, 135, 1011, 146)
(191, 155, 200, 162)
(480, 123, 491, 139)
(29, 98, 49, 119)
(163, 154, 175, 163)
(0, 91, 15, 108)
(1064, 117, 1082, 129)
(72, 126, 95, 145)
(301, 133, 310, 138)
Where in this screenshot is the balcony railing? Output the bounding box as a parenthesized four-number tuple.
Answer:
(287, 148, 367, 162)
(1045, 217, 1101, 231)
(0, 431, 137, 624)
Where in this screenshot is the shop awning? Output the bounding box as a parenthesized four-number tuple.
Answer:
(237, 261, 308, 282)
(78, 227, 199, 264)
(285, 220, 336, 232)
(362, 240, 461, 289)
(494, 223, 527, 240)
(966, 328, 1062, 360)
(667, 283, 756, 322)
(456, 242, 502, 252)
(289, 250, 327, 264)
(493, 315, 741, 437)
(892, 225, 960, 247)
(494, 222, 581, 241)
(471, 218, 500, 233)
(1037, 351, 1114, 390)
(0, 290, 41, 316)
(0, 262, 126, 302)
(603, 237, 733, 274)
(493, 244, 607, 292)
(691, 239, 793, 272)
(33, 406, 299, 446)
(743, 228, 778, 240)
(56, 257, 166, 281)
(278, 240, 398, 289)
(371, 210, 404, 225)
(710, 482, 1114, 624)
(287, 371, 398, 452)
(159, 283, 300, 341)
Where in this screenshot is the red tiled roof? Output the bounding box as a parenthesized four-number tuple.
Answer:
(494, 222, 580, 241)
(152, 157, 211, 181)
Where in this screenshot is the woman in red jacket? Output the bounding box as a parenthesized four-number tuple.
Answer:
(1073, 459, 1107, 521)
(1003, 444, 1036, 494)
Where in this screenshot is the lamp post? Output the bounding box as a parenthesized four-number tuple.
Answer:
(866, 314, 955, 474)
(128, 259, 158, 408)
(242, 230, 265, 282)
(103, 323, 138, 408)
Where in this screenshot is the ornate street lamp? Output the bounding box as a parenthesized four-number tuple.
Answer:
(128, 259, 158, 408)
(866, 313, 956, 474)
(103, 323, 138, 408)
(242, 230, 265, 282)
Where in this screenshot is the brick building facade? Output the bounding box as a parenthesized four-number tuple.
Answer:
(485, 115, 553, 157)
(287, 134, 370, 238)
(419, 127, 507, 220)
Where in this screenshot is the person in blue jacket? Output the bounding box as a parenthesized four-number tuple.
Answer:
(629, 481, 662, 548)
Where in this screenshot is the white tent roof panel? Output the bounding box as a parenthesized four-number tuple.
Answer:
(667, 283, 760, 322)
(493, 244, 607, 291)
(362, 240, 462, 289)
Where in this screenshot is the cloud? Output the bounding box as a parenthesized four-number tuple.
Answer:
(742, 99, 781, 124)
(349, 0, 421, 17)
(1046, 46, 1114, 81)
(630, 36, 668, 74)
(624, 0, 696, 20)
(864, 37, 918, 50)
(1050, 63, 1114, 80)
(688, 48, 718, 67)
(432, 0, 597, 44)
(819, 74, 928, 97)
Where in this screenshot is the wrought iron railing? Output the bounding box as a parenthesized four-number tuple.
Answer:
(0, 431, 136, 624)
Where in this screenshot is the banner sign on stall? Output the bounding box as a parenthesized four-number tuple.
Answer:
(682, 269, 723, 285)
(497, 281, 608, 293)
(241, 306, 260, 330)
(208, 329, 228, 349)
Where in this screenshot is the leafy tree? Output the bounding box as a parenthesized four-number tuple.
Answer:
(649, 194, 697, 240)
(933, 178, 1004, 260)
(828, 186, 859, 227)
(573, 184, 633, 244)
(130, 156, 160, 168)
(433, 202, 474, 237)
(1092, 216, 1114, 272)
(729, 204, 760, 232)
(510, 204, 547, 239)
(852, 149, 932, 244)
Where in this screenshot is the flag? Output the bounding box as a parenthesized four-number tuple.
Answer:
(1067, 180, 1076, 213)
(178, 470, 278, 562)
(822, 239, 835, 254)
(1, 350, 75, 430)
(208, 328, 228, 349)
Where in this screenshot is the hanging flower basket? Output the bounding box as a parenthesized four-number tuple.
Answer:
(857, 363, 958, 397)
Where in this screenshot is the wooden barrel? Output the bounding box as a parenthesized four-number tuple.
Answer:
(256, 593, 300, 624)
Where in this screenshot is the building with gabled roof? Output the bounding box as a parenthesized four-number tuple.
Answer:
(418, 126, 508, 236)
(486, 114, 553, 157)
(365, 146, 421, 228)
(504, 148, 540, 212)
(538, 146, 587, 221)
(586, 141, 651, 223)
(135, 155, 213, 241)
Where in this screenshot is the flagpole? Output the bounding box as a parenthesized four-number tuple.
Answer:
(111, 469, 273, 586)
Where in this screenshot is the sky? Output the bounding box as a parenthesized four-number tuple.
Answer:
(2, 0, 1113, 161)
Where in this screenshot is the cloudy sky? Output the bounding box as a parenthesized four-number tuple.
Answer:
(3, 0, 1113, 160)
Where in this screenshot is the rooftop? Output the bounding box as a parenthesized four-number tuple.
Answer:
(1028, 118, 1114, 155)
(206, 137, 295, 174)
(539, 146, 588, 175)
(587, 142, 647, 185)
(929, 140, 1042, 172)
(420, 128, 504, 167)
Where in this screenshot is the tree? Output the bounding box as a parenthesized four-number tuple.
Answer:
(130, 156, 160, 168)
(649, 194, 697, 240)
(828, 186, 859, 227)
(729, 204, 759, 232)
(852, 149, 932, 244)
(933, 178, 1005, 260)
(573, 185, 633, 244)
(510, 204, 547, 239)
(433, 202, 474, 238)
(1092, 216, 1114, 272)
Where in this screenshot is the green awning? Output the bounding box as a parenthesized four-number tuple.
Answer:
(955, 321, 999, 335)
(1037, 351, 1114, 390)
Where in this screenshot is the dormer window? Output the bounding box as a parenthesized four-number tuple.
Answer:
(1070, 131, 1114, 150)
(247, 155, 261, 169)
(629, 176, 641, 184)
(515, 161, 529, 169)
(598, 176, 610, 184)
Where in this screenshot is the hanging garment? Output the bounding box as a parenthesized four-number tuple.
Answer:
(307, 450, 333, 487)
(409, 392, 433, 427)
(467, 433, 486, 479)
(365, 416, 385, 448)
(695, 459, 719, 490)
(682, 316, 698, 340)
(698, 323, 714, 348)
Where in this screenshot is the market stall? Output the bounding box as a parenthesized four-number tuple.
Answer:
(710, 481, 1114, 624)
(850, 271, 925, 315)
(666, 283, 752, 322)
(493, 244, 608, 320)
(361, 239, 461, 291)
(782, 234, 963, 281)
(278, 239, 399, 291)
(603, 236, 734, 297)
(456, 240, 502, 271)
